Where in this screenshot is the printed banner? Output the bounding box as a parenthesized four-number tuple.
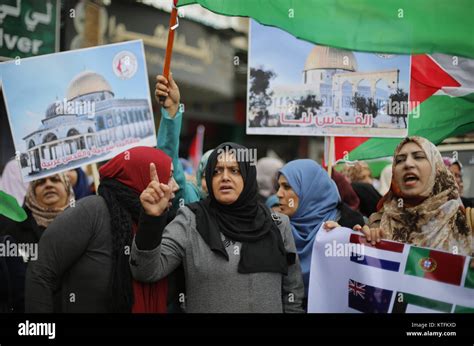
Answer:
(0, 0, 59, 60)
(247, 20, 411, 138)
(308, 227, 474, 313)
(0, 40, 156, 182)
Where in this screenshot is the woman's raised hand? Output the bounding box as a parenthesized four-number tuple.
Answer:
(140, 163, 172, 216)
(155, 73, 180, 117)
(323, 222, 386, 245)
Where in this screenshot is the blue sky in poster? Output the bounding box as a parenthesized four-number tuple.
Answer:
(249, 20, 410, 92)
(0, 40, 151, 152)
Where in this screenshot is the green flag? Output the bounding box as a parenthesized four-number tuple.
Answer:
(0, 191, 27, 222)
(179, 0, 474, 59)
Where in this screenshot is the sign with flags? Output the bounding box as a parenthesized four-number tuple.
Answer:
(308, 227, 474, 313)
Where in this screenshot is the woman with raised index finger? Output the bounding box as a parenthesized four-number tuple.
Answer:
(130, 143, 305, 313)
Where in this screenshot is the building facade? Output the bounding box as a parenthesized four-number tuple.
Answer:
(270, 46, 399, 119)
(23, 70, 153, 174)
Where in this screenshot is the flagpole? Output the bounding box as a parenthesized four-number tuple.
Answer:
(91, 163, 100, 194)
(159, 0, 179, 103)
(327, 136, 335, 177)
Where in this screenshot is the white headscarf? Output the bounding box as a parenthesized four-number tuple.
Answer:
(256, 157, 284, 198)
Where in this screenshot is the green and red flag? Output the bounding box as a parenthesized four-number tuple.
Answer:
(404, 246, 465, 286)
(179, 0, 474, 59)
(345, 53, 474, 160)
(0, 190, 27, 222)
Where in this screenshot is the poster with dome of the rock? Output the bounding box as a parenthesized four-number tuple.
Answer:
(0, 40, 156, 182)
(247, 20, 411, 137)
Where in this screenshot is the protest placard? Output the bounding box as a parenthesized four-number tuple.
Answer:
(308, 227, 474, 313)
(1, 40, 155, 182)
(247, 20, 412, 138)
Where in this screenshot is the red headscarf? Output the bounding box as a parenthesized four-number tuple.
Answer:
(99, 146, 172, 193)
(99, 146, 172, 313)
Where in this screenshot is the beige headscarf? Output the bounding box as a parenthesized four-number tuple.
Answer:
(368, 136, 472, 255)
(25, 173, 74, 228)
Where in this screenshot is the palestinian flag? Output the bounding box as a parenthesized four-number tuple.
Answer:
(404, 246, 465, 286)
(346, 54, 474, 160)
(393, 292, 452, 313)
(465, 259, 474, 289)
(333, 54, 474, 160)
(0, 190, 27, 222)
(181, 1, 474, 160)
(179, 0, 474, 59)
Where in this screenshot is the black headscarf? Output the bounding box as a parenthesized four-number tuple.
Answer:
(351, 182, 382, 218)
(188, 142, 290, 274)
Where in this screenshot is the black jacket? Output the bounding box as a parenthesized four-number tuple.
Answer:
(0, 235, 26, 312)
(337, 202, 365, 229)
(0, 206, 45, 244)
(351, 182, 382, 218)
(0, 207, 45, 313)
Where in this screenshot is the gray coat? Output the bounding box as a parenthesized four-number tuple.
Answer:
(130, 206, 304, 313)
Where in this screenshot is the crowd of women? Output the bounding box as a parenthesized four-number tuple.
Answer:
(0, 74, 472, 313)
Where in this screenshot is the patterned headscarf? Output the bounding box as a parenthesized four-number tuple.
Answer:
(369, 136, 472, 255)
(25, 173, 74, 228)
